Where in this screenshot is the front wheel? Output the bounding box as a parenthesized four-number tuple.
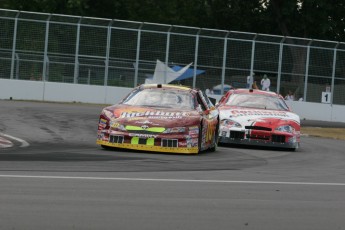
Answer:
(198, 125, 203, 153)
(101, 145, 112, 150)
(209, 141, 217, 152)
(290, 142, 300, 151)
(209, 123, 219, 152)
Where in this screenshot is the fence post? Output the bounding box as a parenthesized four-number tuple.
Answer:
(276, 37, 286, 94)
(250, 34, 257, 78)
(331, 43, 339, 105)
(303, 40, 312, 101)
(73, 17, 82, 84)
(15, 53, 19, 79)
(10, 12, 19, 80)
(104, 20, 113, 86)
(42, 14, 51, 82)
(134, 23, 143, 87)
(192, 29, 201, 88)
(220, 32, 230, 95)
(164, 26, 172, 84)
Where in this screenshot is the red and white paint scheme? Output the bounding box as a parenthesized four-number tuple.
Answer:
(217, 89, 300, 150)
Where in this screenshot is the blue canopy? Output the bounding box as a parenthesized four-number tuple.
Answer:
(171, 66, 205, 81)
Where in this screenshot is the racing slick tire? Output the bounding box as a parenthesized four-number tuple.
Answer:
(101, 145, 112, 150)
(197, 125, 203, 154)
(290, 142, 300, 152)
(209, 123, 219, 152)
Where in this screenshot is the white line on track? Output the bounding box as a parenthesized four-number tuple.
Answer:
(0, 174, 344, 186)
(0, 133, 29, 147)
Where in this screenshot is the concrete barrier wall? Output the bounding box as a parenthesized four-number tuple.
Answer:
(1, 79, 344, 123)
(331, 105, 345, 123)
(286, 101, 333, 122)
(0, 79, 45, 101)
(0, 79, 133, 105)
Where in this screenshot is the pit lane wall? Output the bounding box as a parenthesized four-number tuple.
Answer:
(1, 79, 345, 123)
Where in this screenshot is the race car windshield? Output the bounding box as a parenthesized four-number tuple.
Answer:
(226, 93, 289, 111)
(122, 89, 195, 109)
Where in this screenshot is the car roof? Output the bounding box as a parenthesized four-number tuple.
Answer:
(230, 88, 281, 97)
(139, 84, 197, 93)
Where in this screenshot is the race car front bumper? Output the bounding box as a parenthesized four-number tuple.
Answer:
(96, 129, 200, 154)
(218, 129, 299, 149)
(96, 140, 199, 154)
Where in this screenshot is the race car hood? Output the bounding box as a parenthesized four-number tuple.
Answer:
(218, 106, 300, 127)
(102, 104, 201, 127)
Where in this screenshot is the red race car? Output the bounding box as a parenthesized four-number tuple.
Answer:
(97, 84, 219, 154)
(217, 89, 300, 150)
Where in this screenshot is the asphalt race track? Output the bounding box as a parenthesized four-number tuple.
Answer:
(1, 100, 345, 230)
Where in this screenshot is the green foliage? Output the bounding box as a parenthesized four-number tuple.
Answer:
(1, 0, 344, 41)
(265, 0, 345, 41)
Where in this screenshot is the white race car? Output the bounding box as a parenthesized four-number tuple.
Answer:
(217, 89, 300, 150)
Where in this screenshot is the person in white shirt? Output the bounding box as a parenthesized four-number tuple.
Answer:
(205, 88, 213, 94)
(285, 90, 295, 101)
(246, 72, 255, 88)
(260, 74, 270, 91)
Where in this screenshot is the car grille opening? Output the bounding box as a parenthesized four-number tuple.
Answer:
(138, 138, 146, 145)
(246, 134, 270, 140)
(272, 135, 285, 143)
(109, 135, 124, 143)
(161, 139, 178, 147)
(245, 126, 272, 131)
(230, 131, 245, 139)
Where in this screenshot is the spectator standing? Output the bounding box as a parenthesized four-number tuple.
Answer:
(260, 74, 270, 91)
(246, 72, 255, 88)
(205, 88, 213, 94)
(285, 90, 295, 101)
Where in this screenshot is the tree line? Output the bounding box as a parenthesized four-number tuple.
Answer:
(1, 0, 344, 42)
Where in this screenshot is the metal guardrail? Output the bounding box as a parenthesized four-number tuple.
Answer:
(1, 8, 345, 105)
